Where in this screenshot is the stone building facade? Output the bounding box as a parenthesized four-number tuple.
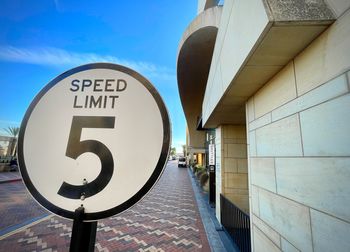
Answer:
(177, 0, 350, 251)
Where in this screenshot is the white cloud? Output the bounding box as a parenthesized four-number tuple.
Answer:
(0, 120, 20, 126)
(0, 46, 175, 80)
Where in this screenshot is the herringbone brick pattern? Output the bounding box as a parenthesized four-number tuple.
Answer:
(0, 161, 210, 251)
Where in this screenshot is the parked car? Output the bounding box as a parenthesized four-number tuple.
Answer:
(178, 157, 186, 167)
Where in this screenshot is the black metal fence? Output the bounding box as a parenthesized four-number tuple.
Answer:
(220, 194, 251, 252)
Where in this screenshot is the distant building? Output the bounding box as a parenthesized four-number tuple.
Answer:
(0, 135, 13, 156)
(0, 145, 5, 156)
(177, 0, 350, 251)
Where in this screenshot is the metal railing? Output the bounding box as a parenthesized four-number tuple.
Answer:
(220, 194, 251, 252)
(0, 156, 13, 163)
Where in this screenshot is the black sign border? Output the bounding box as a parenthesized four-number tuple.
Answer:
(18, 63, 171, 220)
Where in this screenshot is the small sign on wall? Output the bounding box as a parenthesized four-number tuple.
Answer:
(209, 144, 215, 166)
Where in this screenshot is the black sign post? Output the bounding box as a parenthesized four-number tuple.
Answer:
(209, 165, 216, 205)
(208, 144, 216, 205)
(70, 206, 97, 252)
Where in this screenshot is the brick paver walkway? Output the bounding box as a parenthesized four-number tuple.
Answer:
(0, 161, 211, 251)
(0, 180, 48, 232)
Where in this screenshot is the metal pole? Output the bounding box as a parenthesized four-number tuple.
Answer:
(70, 206, 97, 252)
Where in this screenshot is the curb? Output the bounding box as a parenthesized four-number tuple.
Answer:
(187, 168, 239, 252)
(0, 214, 52, 240)
(0, 178, 22, 184)
(187, 168, 228, 252)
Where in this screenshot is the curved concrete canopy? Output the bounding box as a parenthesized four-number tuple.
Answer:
(177, 6, 222, 148)
(201, 0, 334, 128)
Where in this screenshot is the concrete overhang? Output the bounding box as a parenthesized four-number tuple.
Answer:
(197, 0, 220, 14)
(202, 0, 335, 128)
(177, 6, 222, 146)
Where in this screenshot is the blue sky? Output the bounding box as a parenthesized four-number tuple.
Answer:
(0, 0, 197, 152)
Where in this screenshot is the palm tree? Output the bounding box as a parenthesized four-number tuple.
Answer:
(170, 147, 176, 157)
(4, 126, 20, 157)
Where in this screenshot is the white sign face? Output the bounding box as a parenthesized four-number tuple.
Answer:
(18, 63, 171, 220)
(208, 144, 215, 166)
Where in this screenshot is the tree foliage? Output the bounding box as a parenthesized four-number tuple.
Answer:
(4, 126, 20, 137)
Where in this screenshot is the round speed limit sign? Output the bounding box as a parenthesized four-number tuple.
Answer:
(18, 63, 171, 220)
